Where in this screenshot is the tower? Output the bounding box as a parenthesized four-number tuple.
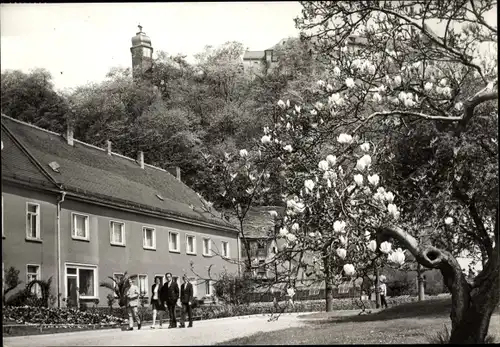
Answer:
(130, 25, 153, 81)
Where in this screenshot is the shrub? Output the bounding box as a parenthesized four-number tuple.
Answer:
(214, 271, 256, 305)
(99, 272, 130, 308)
(3, 267, 22, 305)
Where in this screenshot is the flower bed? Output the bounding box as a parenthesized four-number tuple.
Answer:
(3, 306, 127, 326)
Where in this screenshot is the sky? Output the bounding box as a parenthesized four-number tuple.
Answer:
(0, 2, 303, 92)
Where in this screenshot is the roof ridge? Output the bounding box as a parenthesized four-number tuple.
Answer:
(1, 114, 63, 137)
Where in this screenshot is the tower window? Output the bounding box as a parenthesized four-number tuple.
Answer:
(143, 48, 152, 58)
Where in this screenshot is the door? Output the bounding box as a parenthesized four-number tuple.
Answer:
(67, 276, 78, 308)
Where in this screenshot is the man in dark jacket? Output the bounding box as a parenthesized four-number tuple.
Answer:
(160, 272, 179, 328)
(179, 274, 194, 328)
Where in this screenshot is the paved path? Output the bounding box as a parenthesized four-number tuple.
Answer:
(3, 313, 308, 346)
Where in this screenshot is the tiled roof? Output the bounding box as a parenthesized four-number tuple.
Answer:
(224, 206, 285, 238)
(243, 51, 265, 60)
(1, 115, 236, 231)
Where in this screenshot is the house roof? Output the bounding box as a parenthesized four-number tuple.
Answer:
(224, 205, 285, 238)
(243, 51, 266, 60)
(1, 115, 237, 232)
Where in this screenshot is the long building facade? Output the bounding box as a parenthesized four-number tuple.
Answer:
(1, 114, 239, 307)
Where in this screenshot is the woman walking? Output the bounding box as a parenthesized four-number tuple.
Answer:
(151, 277, 165, 329)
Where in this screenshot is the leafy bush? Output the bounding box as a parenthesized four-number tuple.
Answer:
(3, 306, 127, 325)
(3, 267, 22, 305)
(213, 271, 255, 305)
(100, 272, 130, 308)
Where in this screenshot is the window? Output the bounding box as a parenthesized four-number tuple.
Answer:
(110, 221, 125, 246)
(143, 47, 151, 58)
(26, 203, 40, 240)
(169, 231, 180, 252)
(143, 227, 156, 250)
(66, 264, 98, 299)
(258, 260, 266, 277)
(205, 280, 213, 296)
(221, 241, 230, 258)
(186, 235, 196, 255)
(203, 238, 212, 256)
(27, 264, 41, 297)
(138, 274, 148, 296)
(72, 213, 89, 240)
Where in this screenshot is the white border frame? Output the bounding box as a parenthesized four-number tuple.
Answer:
(64, 262, 99, 300)
(185, 234, 196, 255)
(71, 212, 90, 241)
(202, 237, 212, 257)
(169, 231, 180, 253)
(109, 220, 126, 247)
(26, 202, 41, 241)
(142, 226, 156, 250)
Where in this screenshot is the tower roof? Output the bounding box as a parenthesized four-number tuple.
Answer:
(131, 24, 152, 47)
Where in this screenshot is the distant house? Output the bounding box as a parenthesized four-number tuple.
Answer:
(1, 114, 239, 307)
(242, 38, 290, 76)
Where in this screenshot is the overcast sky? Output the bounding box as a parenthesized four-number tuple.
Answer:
(1, 2, 496, 93)
(1, 2, 303, 92)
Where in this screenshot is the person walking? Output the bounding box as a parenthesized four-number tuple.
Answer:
(126, 276, 142, 331)
(160, 272, 179, 329)
(179, 274, 194, 328)
(379, 279, 388, 309)
(150, 277, 165, 329)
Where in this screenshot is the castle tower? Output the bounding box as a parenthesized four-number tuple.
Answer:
(130, 25, 153, 81)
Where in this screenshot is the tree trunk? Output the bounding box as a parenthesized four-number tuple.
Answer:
(324, 256, 333, 312)
(375, 268, 381, 309)
(417, 264, 425, 302)
(447, 247, 499, 344)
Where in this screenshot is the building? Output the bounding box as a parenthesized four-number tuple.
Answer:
(1, 114, 239, 307)
(242, 39, 289, 76)
(131, 25, 154, 81)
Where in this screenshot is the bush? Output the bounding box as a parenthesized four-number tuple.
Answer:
(3, 306, 127, 325)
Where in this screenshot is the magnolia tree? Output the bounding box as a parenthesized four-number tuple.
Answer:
(281, 0, 498, 343)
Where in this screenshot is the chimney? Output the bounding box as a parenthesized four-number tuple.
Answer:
(176, 166, 181, 181)
(137, 151, 144, 169)
(107, 140, 112, 155)
(66, 124, 74, 146)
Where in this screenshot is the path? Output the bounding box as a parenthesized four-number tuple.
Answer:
(3, 313, 308, 346)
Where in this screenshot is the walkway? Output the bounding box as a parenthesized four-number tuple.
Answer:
(3, 313, 308, 346)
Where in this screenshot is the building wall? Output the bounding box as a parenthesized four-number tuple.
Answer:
(2, 183, 58, 301)
(243, 59, 266, 75)
(2, 183, 238, 306)
(60, 198, 238, 305)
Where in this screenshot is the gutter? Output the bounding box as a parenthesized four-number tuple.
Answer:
(56, 191, 66, 308)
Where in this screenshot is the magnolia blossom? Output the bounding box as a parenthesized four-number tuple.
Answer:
(368, 240, 377, 252)
(291, 223, 300, 232)
(286, 233, 297, 243)
(326, 84, 334, 92)
(239, 149, 248, 158)
(283, 145, 293, 152)
(304, 179, 315, 193)
(333, 66, 341, 75)
(295, 105, 301, 113)
(388, 248, 406, 265)
(343, 264, 356, 276)
(329, 93, 344, 106)
(339, 235, 348, 246)
(380, 241, 392, 254)
(279, 227, 289, 236)
(384, 191, 395, 203)
(368, 174, 380, 187)
(337, 133, 353, 144)
(310, 109, 318, 116)
(317, 80, 326, 88)
(424, 82, 433, 91)
(334, 220, 346, 233)
(318, 160, 329, 171)
(439, 78, 448, 86)
(277, 100, 286, 109)
(287, 199, 305, 214)
(387, 203, 400, 220)
(354, 174, 364, 186)
(326, 155, 337, 166)
(445, 217, 454, 225)
(315, 102, 324, 110)
(268, 210, 278, 218)
(393, 75, 402, 86)
(454, 102, 463, 111)
(360, 142, 370, 152)
(287, 288, 296, 298)
(261, 135, 271, 144)
(336, 248, 347, 260)
(372, 92, 382, 103)
(346, 78, 356, 88)
(356, 155, 372, 171)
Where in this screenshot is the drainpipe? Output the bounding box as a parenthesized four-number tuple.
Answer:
(56, 191, 66, 308)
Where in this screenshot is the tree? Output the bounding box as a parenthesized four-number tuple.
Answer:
(100, 272, 130, 308)
(2, 266, 22, 306)
(278, 1, 498, 343)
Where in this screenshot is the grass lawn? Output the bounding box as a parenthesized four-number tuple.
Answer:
(217, 299, 500, 345)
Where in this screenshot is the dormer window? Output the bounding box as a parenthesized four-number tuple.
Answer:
(48, 161, 60, 173)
